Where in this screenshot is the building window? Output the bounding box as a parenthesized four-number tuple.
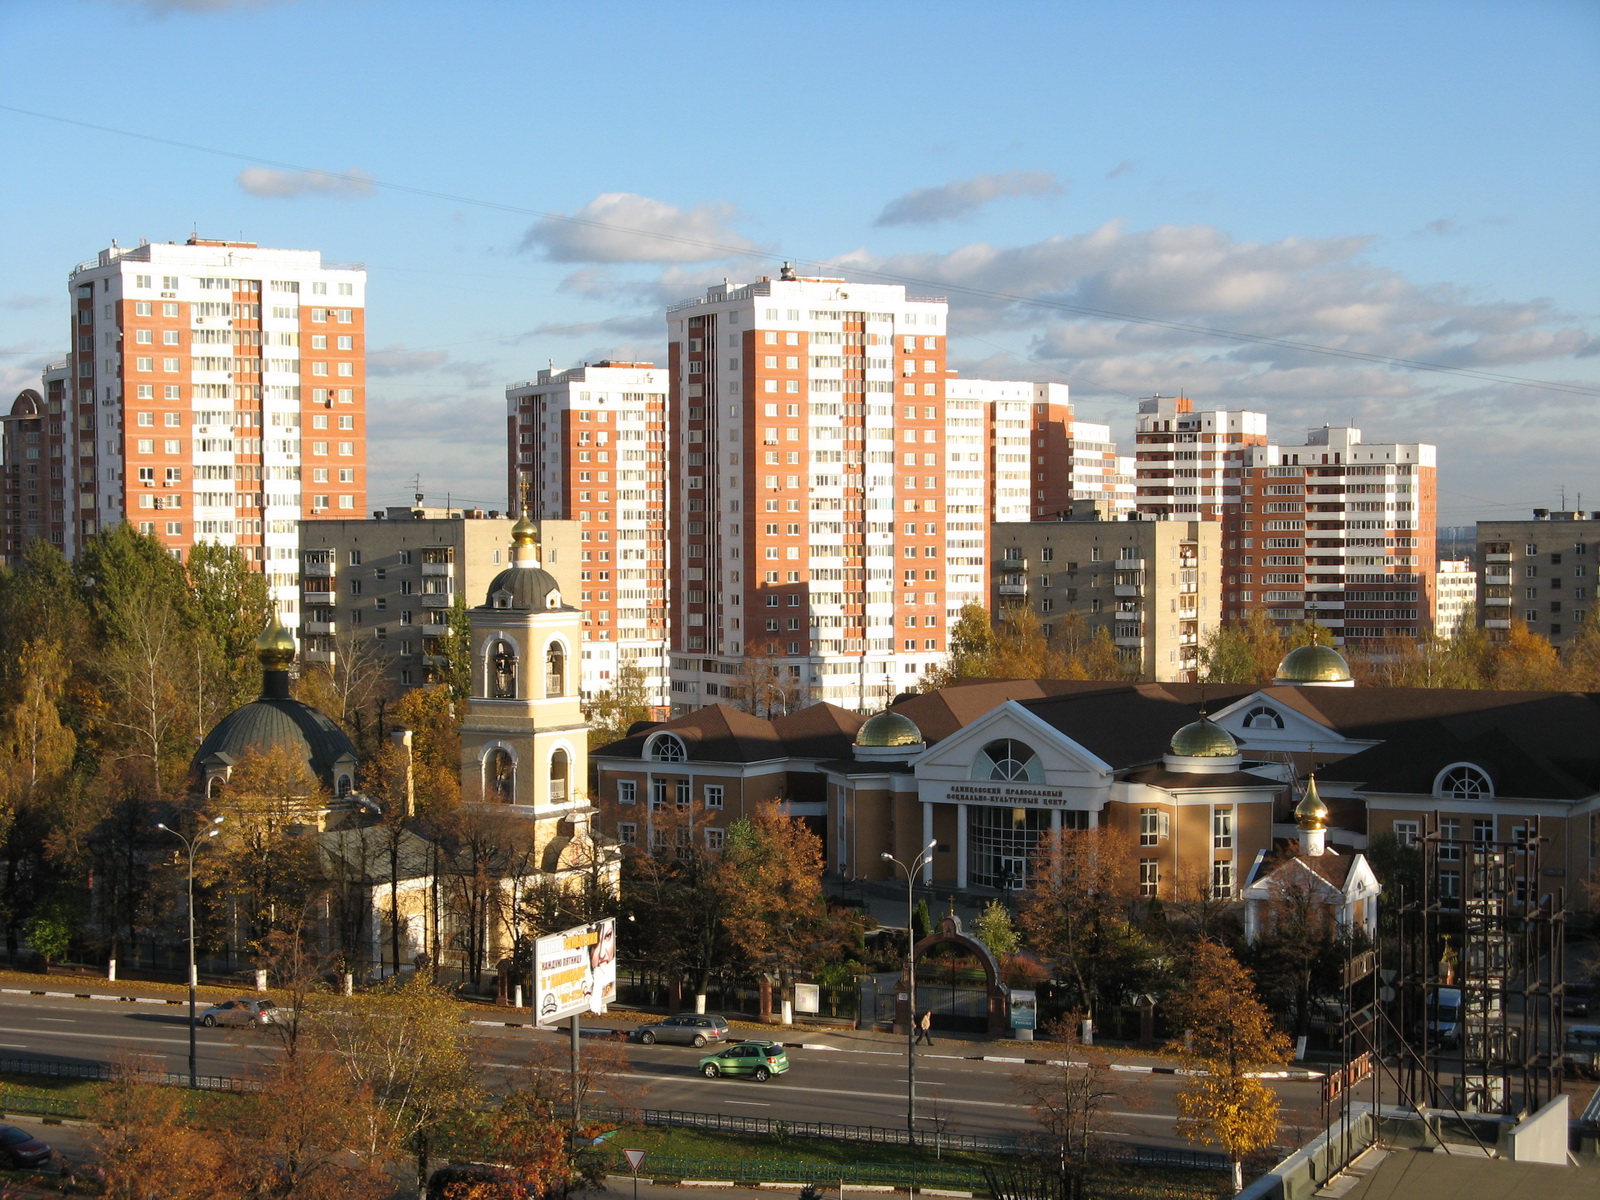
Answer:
(705, 828, 724, 852)
(1243, 705, 1283, 730)
(1212, 808, 1233, 849)
(704, 784, 724, 809)
(1393, 820, 1419, 849)
(972, 739, 1041, 782)
(1139, 807, 1169, 846)
(649, 779, 667, 811)
(648, 733, 687, 762)
(1139, 858, 1160, 898)
(1211, 861, 1234, 899)
(1435, 763, 1492, 801)
(675, 779, 691, 809)
(1472, 817, 1495, 844)
(1438, 818, 1461, 860)
(618, 822, 637, 847)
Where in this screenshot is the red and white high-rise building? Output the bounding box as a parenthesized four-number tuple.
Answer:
(1222, 426, 1436, 645)
(63, 237, 366, 626)
(662, 269, 1075, 713)
(505, 362, 670, 705)
(1134, 394, 1268, 520)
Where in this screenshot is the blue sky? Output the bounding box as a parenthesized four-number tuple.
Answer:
(2, 0, 1596, 525)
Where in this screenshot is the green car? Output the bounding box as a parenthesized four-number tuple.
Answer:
(698, 1040, 789, 1081)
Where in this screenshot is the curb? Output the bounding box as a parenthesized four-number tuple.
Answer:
(0, 987, 188, 1007)
(974, 1053, 1322, 1079)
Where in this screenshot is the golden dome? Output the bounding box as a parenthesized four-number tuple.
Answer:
(1274, 644, 1352, 685)
(855, 710, 923, 748)
(511, 506, 539, 548)
(1294, 775, 1329, 830)
(1168, 717, 1239, 759)
(255, 610, 296, 670)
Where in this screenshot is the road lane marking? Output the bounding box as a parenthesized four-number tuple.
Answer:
(723, 1101, 771, 1107)
(39, 1018, 77, 1023)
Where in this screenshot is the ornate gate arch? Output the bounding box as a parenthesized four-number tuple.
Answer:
(893, 914, 1010, 1037)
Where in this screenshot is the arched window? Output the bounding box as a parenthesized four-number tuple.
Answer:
(550, 747, 570, 802)
(1436, 763, 1492, 801)
(486, 748, 516, 803)
(336, 774, 353, 797)
(972, 739, 1041, 782)
(489, 639, 517, 699)
(1243, 705, 1284, 730)
(545, 641, 566, 698)
(648, 733, 687, 763)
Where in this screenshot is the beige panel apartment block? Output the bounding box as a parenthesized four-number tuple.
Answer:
(992, 516, 1222, 682)
(1476, 511, 1600, 645)
(298, 508, 581, 693)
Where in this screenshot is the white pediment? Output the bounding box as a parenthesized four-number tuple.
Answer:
(1210, 691, 1372, 755)
(913, 700, 1114, 813)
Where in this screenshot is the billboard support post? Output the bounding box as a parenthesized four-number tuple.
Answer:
(532, 918, 617, 1141)
(570, 1012, 581, 1137)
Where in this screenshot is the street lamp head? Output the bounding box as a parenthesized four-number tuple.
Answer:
(205, 828, 220, 838)
(880, 852, 892, 861)
(156, 823, 169, 832)
(925, 838, 937, 851)
(210, 815, 225, 825)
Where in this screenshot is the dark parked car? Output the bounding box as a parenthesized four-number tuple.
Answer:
(0, 1124, 53, 1169)
(199, 998, 279, 1027)
(629, 1014, 731, 1047)
(1564, 984, 1594, 1018)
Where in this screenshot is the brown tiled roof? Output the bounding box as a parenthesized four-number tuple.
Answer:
(596, 701, 865, 764)
(1315, 690, 1600, 800)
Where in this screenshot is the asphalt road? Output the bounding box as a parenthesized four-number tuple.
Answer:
(0, 993, 1328, 1153)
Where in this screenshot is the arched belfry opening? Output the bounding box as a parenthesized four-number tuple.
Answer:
(485, 747, 516, 803)
(490, 639, 518, 699)
(545, 641, 566, 698)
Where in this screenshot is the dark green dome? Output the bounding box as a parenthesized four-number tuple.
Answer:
(194, 696, 357, 788)
(484, 564, 569, 611)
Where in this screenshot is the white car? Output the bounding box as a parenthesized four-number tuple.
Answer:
(198, 998, 279, 1027)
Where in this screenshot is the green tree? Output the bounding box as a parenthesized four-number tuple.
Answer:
(921, 601, 997, 689)
(974, 899, 1020, 958)
(584, 658, 656, 749)
(443, 593, 474, 703)
(314, 975, 479, 1191)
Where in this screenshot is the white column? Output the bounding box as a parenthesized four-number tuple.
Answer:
(956, 803, 968, 890)
(921, 802, 935, 884)
(1051, 808, 1061, 840)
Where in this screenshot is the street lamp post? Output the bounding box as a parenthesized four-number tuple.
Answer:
(157, 815, 223, 1088)
(881, 839, 937, 1143)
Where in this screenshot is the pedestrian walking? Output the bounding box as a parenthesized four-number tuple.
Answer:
(915, 1009, 934, 1045)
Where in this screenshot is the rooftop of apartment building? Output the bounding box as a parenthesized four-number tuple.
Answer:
(76, 234, 357, 274)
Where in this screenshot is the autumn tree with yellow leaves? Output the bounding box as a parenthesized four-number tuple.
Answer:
(1165, 940, 1292, 1192)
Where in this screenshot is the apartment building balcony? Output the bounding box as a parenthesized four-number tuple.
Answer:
(1483, 595, 1511, 607)
(305, 648, 336, 664)
(1115, 557, 1145, 571)
(422, 561, 453, 577)
(1178, 606, 1198, 620)
(1485, 552, 1512, 563)
(996, 558, 1027, 572)
(302, 561, 335, 578)
(1482, 569, 1512, 584)
(1114, 635, 1144, 649)
(1114, 583, 1143, 598)
(1484, 618, 1512, 630)
(421, 593, 453, 608)
(997, 583, 1028, 597)
(303, 620, 336, 635)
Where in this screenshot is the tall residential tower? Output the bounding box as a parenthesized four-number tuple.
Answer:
(62, 237, 367, 624)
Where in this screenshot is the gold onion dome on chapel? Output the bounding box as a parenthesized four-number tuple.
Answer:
(855, 710, 923, 747)
(1274, 643, 1352, 685)
(511, 507, 539, 548)
(255, 610, 295, 669)
(1295, 776, 1329, 830)
(1168, 716, 1238, 759)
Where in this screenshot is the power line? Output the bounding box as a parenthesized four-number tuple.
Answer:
(4, 102, 1598, 399)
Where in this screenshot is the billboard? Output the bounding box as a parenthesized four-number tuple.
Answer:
(534, 918, 617, 1023)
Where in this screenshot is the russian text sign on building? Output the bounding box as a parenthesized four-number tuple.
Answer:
(534, 918, 617, 1023)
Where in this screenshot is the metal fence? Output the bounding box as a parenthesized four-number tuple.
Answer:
(0, 1055, 260, 1093)
(0, 1088, 83, 1119)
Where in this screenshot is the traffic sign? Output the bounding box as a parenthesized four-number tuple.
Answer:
(624, 1149, 647, 1172)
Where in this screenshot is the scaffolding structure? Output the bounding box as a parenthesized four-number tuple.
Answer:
(1397, 815, 1566, 1115)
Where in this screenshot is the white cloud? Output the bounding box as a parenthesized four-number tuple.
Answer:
(236, 166, 374, 199)
(367, 344, 449, 377)
(875, 171, 1063, 226)
(523, 193, 756, 264)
